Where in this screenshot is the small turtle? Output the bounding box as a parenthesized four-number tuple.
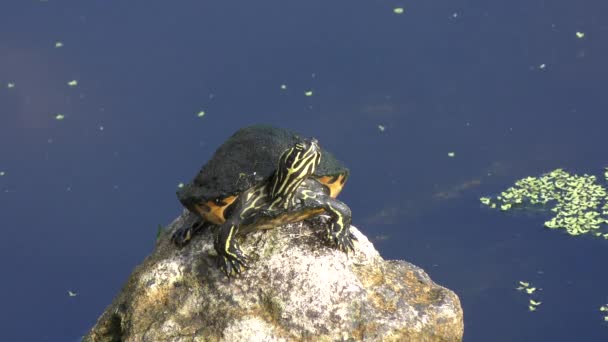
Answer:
(172, 125, 355, 276)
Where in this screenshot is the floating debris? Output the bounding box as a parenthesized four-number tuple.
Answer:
(393, 7, 404, 14)
(481, 168, 608, 237)
(448, 152, 455, 158)
(177, 182, 184, 189)
(576, 31, 585, 39)
(378, 125, 386, 132)
(280, 84, 287, 90)
(516, 281, 542, 311)
(539, 64, 547, 70)
(600, 305, 608, 322)
(305, 90, 313, 97)
(55, 41, 63, 48)
(7, 82, 15, 89)
(55, 114, 65, 120)
(67, 291, 78, 297)
(197, 111, 205, 118)
(67, 80, 78, 87)
(0, 171, 5, 176)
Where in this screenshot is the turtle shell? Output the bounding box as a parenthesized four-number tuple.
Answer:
(177, 125, 349, 213)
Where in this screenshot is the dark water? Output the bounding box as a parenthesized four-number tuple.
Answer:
(1, 1, 608, 341)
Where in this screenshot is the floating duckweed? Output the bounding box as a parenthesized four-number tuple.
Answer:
(576, 31, 585, 39)
(177, 182, 184, 189)
(0, 171, 5, 176)
(378, 125, 386, 132)
(280, 84, 287, 90)
(197, 111, 205, 118)
(67, 80, 78, 87)
(67, 291, 77, 297)
(305, 90, 313, 97)
(55, 114, 65, 120)
(601, 305, 608, 322)
(55, 41, 63, 48)
(516, 281, 542, 311)
(481, 168, 608, 237)
(448, 152, 455, 157)
(7, 82, 15, 88)
(393, 7, 404, 14)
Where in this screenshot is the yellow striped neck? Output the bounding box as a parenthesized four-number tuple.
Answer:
(269, 139, 321, 207)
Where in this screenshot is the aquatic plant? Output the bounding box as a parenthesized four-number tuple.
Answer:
(481, 168, 608, 238)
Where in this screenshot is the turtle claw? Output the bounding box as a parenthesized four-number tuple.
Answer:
(217, 250, 250, 277)
(326, 227, 357, 253)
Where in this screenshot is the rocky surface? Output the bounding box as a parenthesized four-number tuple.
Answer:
(84, 211, 464, 341)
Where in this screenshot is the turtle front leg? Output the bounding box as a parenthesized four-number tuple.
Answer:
(300, 188, 356, 253)
(321, 199, 356, 252)
(213, 223, 250, 276)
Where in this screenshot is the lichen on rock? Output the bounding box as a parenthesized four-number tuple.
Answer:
(84, 211, 463, 342)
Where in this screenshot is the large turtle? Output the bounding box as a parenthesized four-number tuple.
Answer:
(172, 125, 356, 276)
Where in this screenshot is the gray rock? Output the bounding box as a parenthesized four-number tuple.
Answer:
(84, 211, 463, 341)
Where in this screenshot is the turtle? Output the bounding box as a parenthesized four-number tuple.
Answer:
(172, 125, 356, 276)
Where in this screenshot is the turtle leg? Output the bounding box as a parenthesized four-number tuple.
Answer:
(300, 189, 356, 253)
(171, 220, 212, 247)
(320, 198, 356, 253)
(213, 222, 250, 276)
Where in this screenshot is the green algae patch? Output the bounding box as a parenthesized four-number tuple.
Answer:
(481, 168, 608, 237)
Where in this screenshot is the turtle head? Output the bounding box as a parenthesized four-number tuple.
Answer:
(269, 138, 321, 201)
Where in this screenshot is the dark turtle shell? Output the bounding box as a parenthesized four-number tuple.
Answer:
(177, 125, 348, 210)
